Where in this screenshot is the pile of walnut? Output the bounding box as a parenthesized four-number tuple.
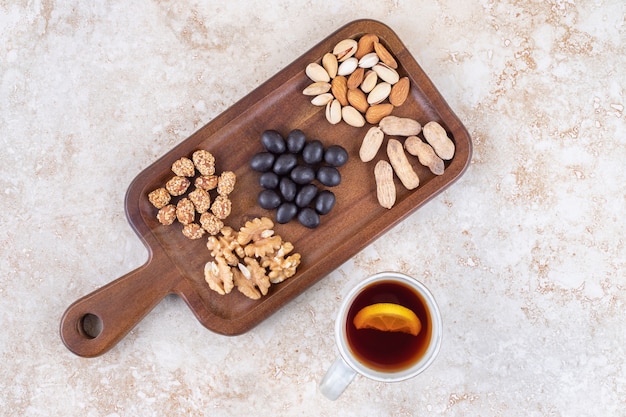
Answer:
(204, 217, 301, 300)
(147, 150, 235, 240)
(360, 116, 456, 209)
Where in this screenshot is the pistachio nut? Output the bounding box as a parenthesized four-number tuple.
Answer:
(305, 62, 330, 82)
(341, 105, 366, 127)
(373, 63, 400, 84)
(337, 57, 358, 76)
(367, 82, 392, 105)
(325, 99, 342, 125)
(358, 52, 379, 69)
(360, 70, 378, 93)
(311, 93, 334, 106)
(322, 52, 338, 79)
(303, 82, 331, 96)
(333, 39, 358, 62)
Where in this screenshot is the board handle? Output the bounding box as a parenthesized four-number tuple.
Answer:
(59, 254, 180, 357)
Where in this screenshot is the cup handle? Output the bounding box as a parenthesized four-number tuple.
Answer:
(319, 356, 357, 400)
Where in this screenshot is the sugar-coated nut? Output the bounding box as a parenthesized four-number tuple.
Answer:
(165, 176, 191, 196)
(182, 223, 206, 240)
(374, 160, 396, 209)
(387, 139, 419, 190)
(176, 198, 195, 225)
(156, 204, 176, 225)
(171, 157, 195, 177)
(195, 175, 218, 191)
(211, 195, 232, 219)
(200, 212, 224, 235)
(217, 171, 236, 196)
(192, 150, 215, 176)
(148, 187, 171, 209)
(188, 187, 211, 213)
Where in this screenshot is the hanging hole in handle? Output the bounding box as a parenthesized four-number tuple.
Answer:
(79, 313, 103, 339)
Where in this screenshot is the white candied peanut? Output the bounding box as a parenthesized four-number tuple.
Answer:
(422, 121, 455, 160)
(387, 139, 419, 190)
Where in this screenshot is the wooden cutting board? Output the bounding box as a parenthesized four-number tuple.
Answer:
(60, 19, 472, 357)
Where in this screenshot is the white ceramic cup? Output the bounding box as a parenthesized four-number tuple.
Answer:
(319, 271, 442, 400)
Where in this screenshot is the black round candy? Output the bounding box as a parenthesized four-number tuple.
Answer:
(297, 207, 320, 229)
(279, 177, 297, 201)
(276, 202, 298, 224)
(290, 165, 316, 185)
(302, 140, 324, 165)
(259, 172, 280, 189)
(316, 166, 341, 187)
(272, 153, 298, 175)
(315, 190, 336, 214)
(323, 145, 349, 167)
(295, 184, 318, 208)
(287, 129, 307, 153)
(250, 152, 275, 172)
(261, 130, 286, 154)
(257, 189, 282, 210)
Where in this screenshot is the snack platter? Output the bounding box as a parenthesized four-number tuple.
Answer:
(60, 19, 471, 357)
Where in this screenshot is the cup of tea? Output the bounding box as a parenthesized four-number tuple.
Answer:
(319, 271, 443, 400)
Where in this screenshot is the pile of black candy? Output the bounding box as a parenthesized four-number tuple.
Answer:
(250, 129, 348, 228)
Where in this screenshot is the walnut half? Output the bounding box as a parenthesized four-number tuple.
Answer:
(203, 217, 301, 300)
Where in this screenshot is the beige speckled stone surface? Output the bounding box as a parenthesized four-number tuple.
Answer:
(1, 1, 625, 416)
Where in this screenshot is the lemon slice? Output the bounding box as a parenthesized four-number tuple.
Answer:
(353, 303, 421, 336)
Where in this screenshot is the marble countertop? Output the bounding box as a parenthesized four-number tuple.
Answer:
(1, 1, 624, 416)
